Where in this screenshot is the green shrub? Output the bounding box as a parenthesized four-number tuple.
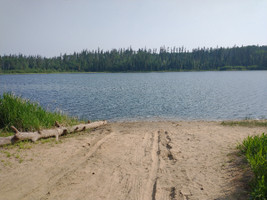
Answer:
(238, 133, 267, 199)
(0, 92, 78, 132)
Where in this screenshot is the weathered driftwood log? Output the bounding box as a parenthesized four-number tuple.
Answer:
(0, 136, 16, 146)
(0, 120, 107, 146)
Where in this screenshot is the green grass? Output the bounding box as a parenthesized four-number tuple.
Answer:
(0, 130, 14, 137)
(238, 133, 267, 199)
(0, 92, 79, 133)
(221, 120, 267, 127)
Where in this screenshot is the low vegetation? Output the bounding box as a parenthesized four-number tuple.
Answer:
(221, 120, 267, 127)
(0, 92, 79, 134)
(238, 133, 267, 199)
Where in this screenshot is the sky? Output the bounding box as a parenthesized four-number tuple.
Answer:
(0, 0, 267, 58)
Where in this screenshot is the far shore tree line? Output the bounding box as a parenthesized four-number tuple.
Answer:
(0, 45, 267, 73)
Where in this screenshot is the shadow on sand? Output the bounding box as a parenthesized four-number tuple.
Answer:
(215, 150, 253, 200)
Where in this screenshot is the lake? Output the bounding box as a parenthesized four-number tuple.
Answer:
(1, 71, 267, 121)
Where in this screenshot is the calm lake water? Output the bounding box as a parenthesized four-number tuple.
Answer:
(1, 71, 267, 121)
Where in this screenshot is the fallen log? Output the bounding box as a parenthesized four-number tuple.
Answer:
(0, 120, 107, 146)
(0, 136, 17, 146)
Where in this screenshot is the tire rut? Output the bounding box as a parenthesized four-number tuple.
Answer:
(22, 130, 114, 200)
(44, 131, 115, 197)
(143, 131, 160, 200)
(42, 129, 154, 200)
(152, 130, 178, 200)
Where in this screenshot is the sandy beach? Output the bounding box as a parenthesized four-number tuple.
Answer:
(0, 121, 266, 200)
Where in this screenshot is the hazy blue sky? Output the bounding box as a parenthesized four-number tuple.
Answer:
(1, 0, 267, 57)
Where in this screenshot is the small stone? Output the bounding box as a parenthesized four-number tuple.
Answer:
(180, 188, 191, 196)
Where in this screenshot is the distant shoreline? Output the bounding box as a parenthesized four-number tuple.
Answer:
(1, 45, 266, 73)
(1, 68, 267, 75)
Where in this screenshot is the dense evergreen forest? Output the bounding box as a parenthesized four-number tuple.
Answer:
(0, 45, 267, 73)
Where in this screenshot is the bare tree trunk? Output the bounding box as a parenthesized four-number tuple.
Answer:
(0, 121, 107, 146)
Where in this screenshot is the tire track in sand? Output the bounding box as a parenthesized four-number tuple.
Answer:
(143, 131, 160, 200)
(153, 130, 179, 200)
(22, 130, 115, 200)
(44, 131, 116, 196)
(127, 130, 153, 200)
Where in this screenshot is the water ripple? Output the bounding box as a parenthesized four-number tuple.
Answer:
(1, 71, 267, 121)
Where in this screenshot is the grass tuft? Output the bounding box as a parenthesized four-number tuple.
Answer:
(222, 120, 267, 127)
(0, 92, 79, 133)
(238, 133, 267, 199)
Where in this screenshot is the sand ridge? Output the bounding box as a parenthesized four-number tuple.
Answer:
(0, 121, 266, 200)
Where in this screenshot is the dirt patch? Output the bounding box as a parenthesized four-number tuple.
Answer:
(0, 121, 266, 200)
